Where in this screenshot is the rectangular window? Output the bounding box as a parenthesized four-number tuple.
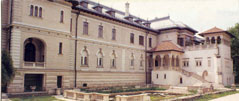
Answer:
(140, 60, 143, 67)
(70, 18, 72, 32)
(60, 11, 64, 23)
(39, 7, 42, 18)
(164, 74, 166, 79)
(149, 38, 152, 47)
(30, 5, 34, 16)
(35, 6, 38, 16)
(139, 35, 144, 45)
(111, 59, 116, 67)
(196, 60, 202, 67)
(130, 33, 134, 43)
(98, 25, 103, 38)
(156, 74, 158, 79)
(112, 28, 116, 40)
(59, 42, 62, 54)
(83, 22, 88, 35)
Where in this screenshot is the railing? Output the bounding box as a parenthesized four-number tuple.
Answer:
(172, 67, 209, 83)
(23, 62, 45, 68)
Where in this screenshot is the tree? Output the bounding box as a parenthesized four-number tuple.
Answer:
(228, 23, 239, 83)
(1, 50, 15, 92)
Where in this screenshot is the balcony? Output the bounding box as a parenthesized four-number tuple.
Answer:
(23, 62, 45, 68)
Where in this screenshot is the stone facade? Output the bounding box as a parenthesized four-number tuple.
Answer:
(1, 0, 234, 94)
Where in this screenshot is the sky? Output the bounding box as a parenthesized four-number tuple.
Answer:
(91, 0, 239, 33)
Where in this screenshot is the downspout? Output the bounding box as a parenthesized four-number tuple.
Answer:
(74, 12, 79, 88)
(8, 0, 14, 51)
(145, 31, 148, 84)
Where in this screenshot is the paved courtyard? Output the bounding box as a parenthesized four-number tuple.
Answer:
(210, 93, 239, 101)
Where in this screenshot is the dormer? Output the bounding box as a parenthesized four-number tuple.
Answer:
(106, 9, 115, 17)
(124, 16, 133, 22)
(80, 1, 88, 8)
(93, 4, 103, 13)
(135, 18, 142, 25)
(143, 21, 151, 28)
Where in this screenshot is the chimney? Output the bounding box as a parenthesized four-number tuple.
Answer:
(125, 2, 130, 16)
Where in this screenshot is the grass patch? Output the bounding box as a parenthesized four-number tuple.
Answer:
(81, 87, 166, 93)
(10, 95, 63, 101)
(189, 90, 198, 94)
(150, 94, 183, 101)
(195, 90, 239, 101)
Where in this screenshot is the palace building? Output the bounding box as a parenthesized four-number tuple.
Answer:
(1, 0, 234, 93)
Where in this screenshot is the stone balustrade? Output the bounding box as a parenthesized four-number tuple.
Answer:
(115, 93, 150, 101)
(23, 62, 45, 68)
(63, 90, 109, 101)
(184, 43, 218, 51)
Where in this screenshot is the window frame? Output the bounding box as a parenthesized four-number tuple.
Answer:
(59, 42, 63, 54)
(130, 33, 134, 44)
(60, 10, 64, 23)
(139, 35, 144, 46)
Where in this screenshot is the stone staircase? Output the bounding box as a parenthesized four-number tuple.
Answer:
(172, 67, 209, 83)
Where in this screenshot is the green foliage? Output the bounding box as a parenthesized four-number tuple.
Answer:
(195, 91, 239, 101)
(189, 90, 198, 94)
(10, 96, 64, 101)
(81, 87, 166, 93)
(1, 50, 15, 86)
(228, 23, 239, 83)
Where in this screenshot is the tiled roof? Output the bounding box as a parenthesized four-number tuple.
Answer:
(200, 27, 225, 34)
(199, 27, 235, 37)
(150, 41, 183, 52)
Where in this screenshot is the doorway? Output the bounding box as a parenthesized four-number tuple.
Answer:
(24, 74, 43, 92)
(57, 76, 62, 88)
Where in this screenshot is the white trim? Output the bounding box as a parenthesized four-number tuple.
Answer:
(12, 21, 70, 34)
(77, 36, 144, 50)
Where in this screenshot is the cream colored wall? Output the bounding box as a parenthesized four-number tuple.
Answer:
(15, 0, 71, 33)
(152, 71, 200, 86)
(158, 31, 178, 44)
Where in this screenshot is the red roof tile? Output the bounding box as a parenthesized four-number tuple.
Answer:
(199, 27, 235, 37)
(150, 41, 183, 52)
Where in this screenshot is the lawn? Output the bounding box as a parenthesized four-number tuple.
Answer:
(195, 90, 239, 101)
(150, 94, 183, 101)
(10, 96, 63, 101)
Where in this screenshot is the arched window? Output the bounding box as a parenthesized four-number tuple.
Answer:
(172, 56, 175, 67)
(111, 50, 116, 68)
(24, 38, 45, 62)
(217, 36, 221, 44)
(60, 10, 64, 23)
(24, 43, 36, 62)
(130, 53, 134, 66)
(30, 5, 34, 16)
(176, 56, 180, 67)
(34, 6, 38, 16)
(81, 46, 88, 66)
(211, 37, 215, 44)
(39, 7, 42, 18)
(97, 49, 103, 67)
(155, 55, 161, 67)
(206, 37, 210, 44)
(163, 55, 169, 67)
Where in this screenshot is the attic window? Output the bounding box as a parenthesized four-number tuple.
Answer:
(143, 22, 151, 28)
(93, 5, 103, 13)
(124, 16, 133, 22)
(135, 19, 142, 25)
(106, 10, 115, 17)
(80, 1, 88, 8)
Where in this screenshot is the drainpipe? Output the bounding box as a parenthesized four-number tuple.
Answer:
(145, 31, 148, 84)
(8, 0, 14, 51)
(74, 12, 79, 88)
